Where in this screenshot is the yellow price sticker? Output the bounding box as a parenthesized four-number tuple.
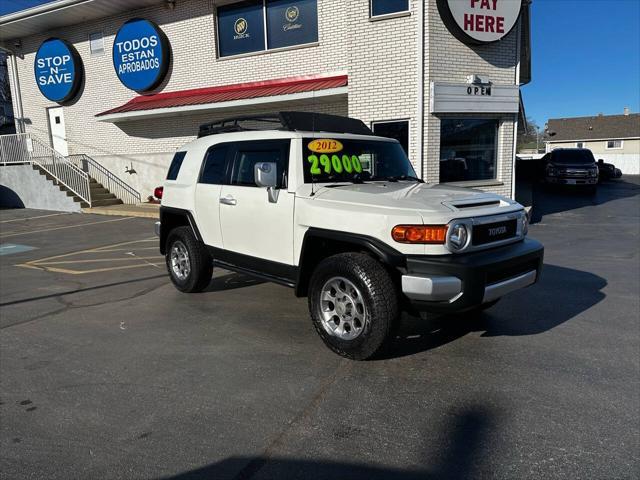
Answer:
(308, 139, 344, 154)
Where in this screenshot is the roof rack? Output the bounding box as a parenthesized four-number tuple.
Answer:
(197, 111, 373, 138)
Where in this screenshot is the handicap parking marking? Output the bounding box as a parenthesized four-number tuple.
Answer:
(15, 238, 164, 275)
(0, 244, 37, 256)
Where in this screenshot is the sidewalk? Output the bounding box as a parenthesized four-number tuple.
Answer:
(82, 203, 159, 219)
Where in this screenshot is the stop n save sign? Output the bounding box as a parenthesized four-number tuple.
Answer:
(437, 0, 523, 44)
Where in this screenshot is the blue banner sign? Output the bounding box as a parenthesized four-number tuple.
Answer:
(113, 18, 170, 92)
(217, 1, 265, 57)
(34, 38, 83, 103)
(267, 0, 318, 49)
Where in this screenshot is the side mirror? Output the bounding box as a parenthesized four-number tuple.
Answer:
(254, 162, 279, 203)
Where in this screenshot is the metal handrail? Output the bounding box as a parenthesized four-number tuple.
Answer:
(68, 154, 142, 205)
(0, 133, 92, 206)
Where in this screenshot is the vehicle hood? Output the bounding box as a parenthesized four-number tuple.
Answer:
(307, 182, 514, 214)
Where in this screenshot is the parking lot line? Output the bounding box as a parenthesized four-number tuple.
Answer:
(15, 238, 164, 275)
(0, 212, 72, 223)
(0, 217, 134, 238)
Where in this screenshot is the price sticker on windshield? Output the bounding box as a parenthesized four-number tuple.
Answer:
(307, 154, 363, 175)
(308, 139, 343, 154)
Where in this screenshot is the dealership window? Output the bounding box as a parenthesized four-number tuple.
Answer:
(371, 0, 410, 18)
(217, 0, 318, 58)
(217, 1, 266, 57)
(89, 32, 104, 55)
(439, 119, 498, 183)
(267, 0, 319, 49)
(606, 140, 623, 149)
(372, 120, 409, 156)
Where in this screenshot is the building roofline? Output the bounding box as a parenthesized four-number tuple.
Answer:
(547, 113, 639, 122)
(0, 0, 92, 24)
(546, 137, 640, 143)
(0, 0, 162, 42)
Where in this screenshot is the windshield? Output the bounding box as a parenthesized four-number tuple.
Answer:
(551, 150, 596, 165)
(303, 138, 418, 183)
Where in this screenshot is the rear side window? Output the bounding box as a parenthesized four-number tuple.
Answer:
(166, 151, 186, 180)
(200, 145, 229, 185)
(229, 140, 290, 188)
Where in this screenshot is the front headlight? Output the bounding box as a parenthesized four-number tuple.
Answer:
(521, 212, 529, 236)
(449, 223, 469, 251)
(546, 166, 557, 176)
(589, 168, 598, 177)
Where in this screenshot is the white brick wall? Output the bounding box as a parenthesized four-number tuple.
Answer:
(8, 0, 521, 198)
(423, 0, 520, 197)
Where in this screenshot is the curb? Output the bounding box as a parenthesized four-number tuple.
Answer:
(82, 204, 159, 219)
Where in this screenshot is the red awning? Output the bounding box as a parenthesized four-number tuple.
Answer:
(96, 74, 348, 117)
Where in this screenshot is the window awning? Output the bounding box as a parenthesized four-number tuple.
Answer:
(96, 73, 349, 123)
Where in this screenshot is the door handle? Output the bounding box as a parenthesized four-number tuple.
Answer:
(220, 196, 237, 206)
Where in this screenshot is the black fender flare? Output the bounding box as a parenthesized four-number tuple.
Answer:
(159, 206, 202, 255)
(295, 228, 406, 297)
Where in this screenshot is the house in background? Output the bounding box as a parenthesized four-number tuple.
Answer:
(545, 109, 640, 175)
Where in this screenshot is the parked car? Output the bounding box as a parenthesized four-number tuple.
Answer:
(542, 148, 599, 193)
(597, 159, 623, 181)
(156, 112, 544, 360)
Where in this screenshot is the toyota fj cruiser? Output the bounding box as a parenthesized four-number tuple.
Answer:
(156, 112, 544, 360)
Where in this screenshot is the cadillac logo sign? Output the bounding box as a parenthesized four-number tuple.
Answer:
(285, 6, 300, 22)
(437, 0, 523, 44)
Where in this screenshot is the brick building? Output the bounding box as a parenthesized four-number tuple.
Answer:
(0, 0, 531, 200)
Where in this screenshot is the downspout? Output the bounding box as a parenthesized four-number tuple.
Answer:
(511, 19, 521, 200)
(416, 0, 425, 180)
(0, 46, 25, 134)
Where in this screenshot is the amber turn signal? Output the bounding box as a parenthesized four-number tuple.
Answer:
(391, 225, 448, 244)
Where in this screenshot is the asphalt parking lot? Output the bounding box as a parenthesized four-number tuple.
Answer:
(1, 178, 639, 480)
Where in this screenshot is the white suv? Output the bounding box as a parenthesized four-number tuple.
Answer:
(156, 112, 544, 360)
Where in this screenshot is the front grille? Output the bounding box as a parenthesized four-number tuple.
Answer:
(472, 219, 517, 246)
(560, 169, 589, 178)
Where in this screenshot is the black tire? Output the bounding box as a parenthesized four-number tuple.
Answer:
(308, 253, 399, 360)
(165, 226, 213, 293)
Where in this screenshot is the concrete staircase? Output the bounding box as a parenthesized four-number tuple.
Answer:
(31, 164, 123, 208)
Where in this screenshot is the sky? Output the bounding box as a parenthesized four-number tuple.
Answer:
(523, 0, 640, 128)
(2, 0, 639, 129)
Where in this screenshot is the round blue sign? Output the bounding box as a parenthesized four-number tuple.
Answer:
(34, 38, 83, 103)
(113, 18, 170, 92)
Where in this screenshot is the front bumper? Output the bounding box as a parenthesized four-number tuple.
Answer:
(401, 238, 544, 313)
(545, 176, 597, 185)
